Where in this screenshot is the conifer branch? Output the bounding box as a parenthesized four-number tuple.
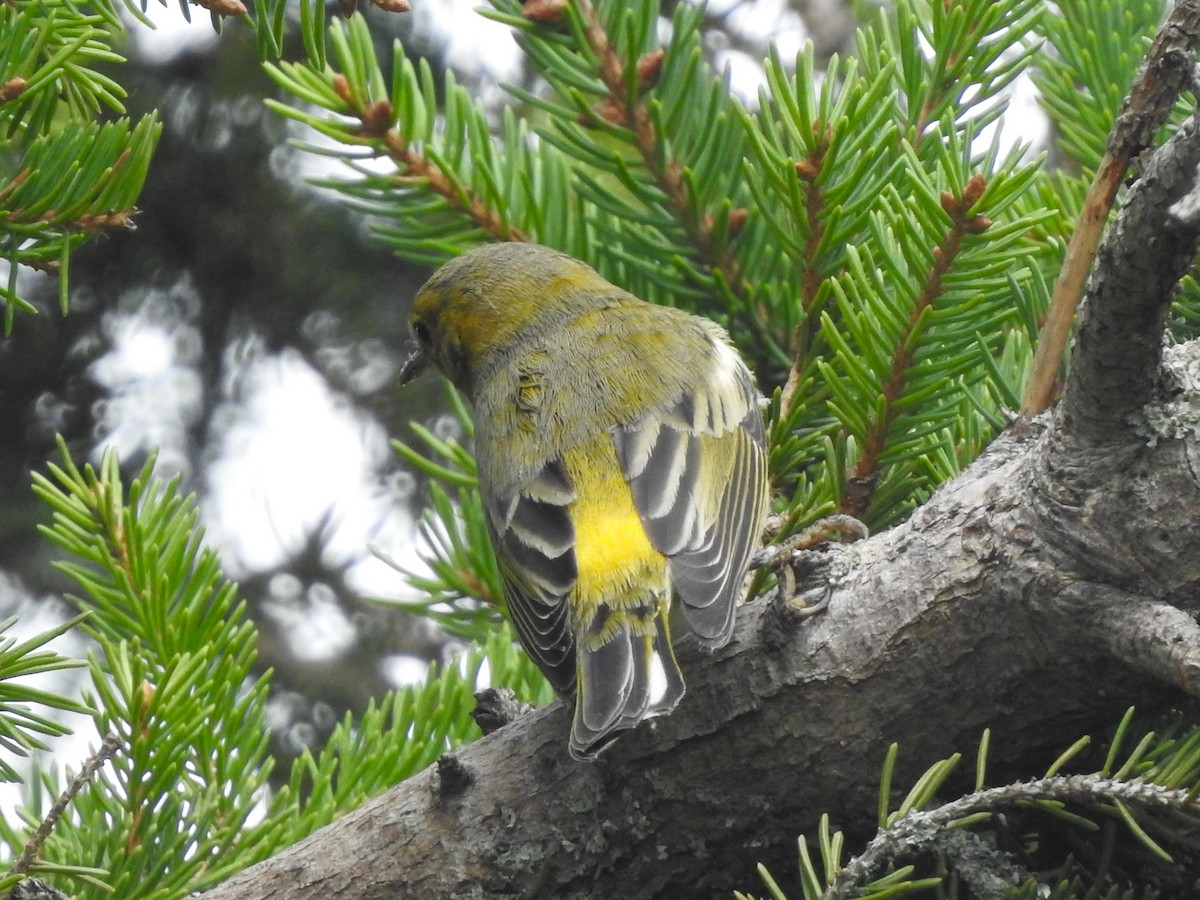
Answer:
(823, 774, 1199, 900)
(573, 0, 746, 294)
(1057, 92, 1200, 440)
(843, 175, 991, 518)
(780, 132, 832, 414)
(329, 74, 529, 244)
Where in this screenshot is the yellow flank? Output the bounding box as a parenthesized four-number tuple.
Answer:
(562, 441, 666, 648)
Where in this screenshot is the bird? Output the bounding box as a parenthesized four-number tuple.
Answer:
(400, 242, 769, 759)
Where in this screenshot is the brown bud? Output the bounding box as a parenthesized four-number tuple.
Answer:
(727, 207, 748, 236)
(815, 120, 833, 150)
(368, 0, 410, 11)
(361, 99, 394, 136)
(139, 679, 155, 715)
(339, 0, 357, 15)
(962, 172, 987, 207)
(939, 189, 957, 216)
(580, 97, 626, 128)
(138, 680, 155, 737)
(965, 214, 992, 234)
(203, 0, 247, 16)
(0, 77, 27, 104)
(331, 73, 354, 105)
(795, 158, 820, 181)
(636, 49, 665, 91)
(522, 0, 567, 24)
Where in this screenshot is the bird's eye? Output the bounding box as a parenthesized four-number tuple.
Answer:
(413, 320, 431, 345)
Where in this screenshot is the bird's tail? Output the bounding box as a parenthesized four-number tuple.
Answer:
(569, 607, 685, 760)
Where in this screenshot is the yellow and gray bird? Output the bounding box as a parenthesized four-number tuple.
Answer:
(400, 242, 769, 760)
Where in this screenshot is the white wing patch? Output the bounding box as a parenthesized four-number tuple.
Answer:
(707, 336, 753, 434)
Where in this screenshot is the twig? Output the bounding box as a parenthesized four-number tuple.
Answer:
(1021, 0, 1200, 414)
(11, 735, 122, 876)
(822, 774, 1197, 900)
(1055, 107, 1200, 440)
(842, 177, 990, 517)
(328, 74, 529, 245)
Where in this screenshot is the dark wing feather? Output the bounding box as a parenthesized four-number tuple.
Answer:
(667, 422, 767, 642)
(618, 424, 700, 553)
(613, 352, 768, 647)
(487, 458, 579, 696)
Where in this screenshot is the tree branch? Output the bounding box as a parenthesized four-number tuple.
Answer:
(200, 409, 1200, 898)
(1023, 0, 1200, 414)
(1058, 108, 1200, 442)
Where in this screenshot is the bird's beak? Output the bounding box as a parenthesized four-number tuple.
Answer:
(398, 344, 429, 386)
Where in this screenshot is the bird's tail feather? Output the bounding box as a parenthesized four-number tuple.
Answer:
(570, 610, 685, 760)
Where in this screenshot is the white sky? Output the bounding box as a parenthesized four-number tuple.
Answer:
(126, 0, 219, 62)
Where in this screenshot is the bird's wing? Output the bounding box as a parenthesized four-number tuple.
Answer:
(612, 341, 769, 647)
(485, 457, 579, 696)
